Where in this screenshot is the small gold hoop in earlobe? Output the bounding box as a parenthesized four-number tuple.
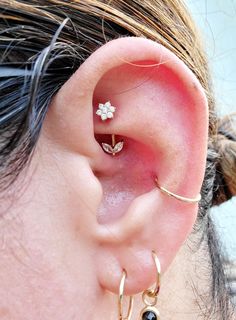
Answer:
(143, 251, 161, 299)
(139, 251, 161, 320)
(155, 178, 201, 204)
(118, 270, 134, 320)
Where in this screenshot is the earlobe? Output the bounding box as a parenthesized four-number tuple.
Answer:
(45, 37, 208, 296)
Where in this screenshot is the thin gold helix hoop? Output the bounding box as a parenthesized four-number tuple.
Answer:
(155, 178, 201, 204)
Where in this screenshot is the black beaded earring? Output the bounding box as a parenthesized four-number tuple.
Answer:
(139, 251, 161, 320)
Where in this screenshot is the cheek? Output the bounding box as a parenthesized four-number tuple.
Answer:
(0, 247, 74, 319)
(0, 148, 103, 319)
(0, 223, 98, 320)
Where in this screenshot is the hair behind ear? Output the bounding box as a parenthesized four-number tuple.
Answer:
(212, 113, 236, 205)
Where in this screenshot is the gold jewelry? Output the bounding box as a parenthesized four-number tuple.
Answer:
(118, 270, 134, 320)
(155, 178, 201, 204)
(140, 251, 161, 320)
(102, 134, 124, 156)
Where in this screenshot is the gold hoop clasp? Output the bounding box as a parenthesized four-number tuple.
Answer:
(118, 270, 134, 320)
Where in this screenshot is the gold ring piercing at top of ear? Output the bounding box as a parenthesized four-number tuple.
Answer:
(96, 101, 124, 156)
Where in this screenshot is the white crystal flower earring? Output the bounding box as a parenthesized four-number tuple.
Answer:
(96, 101, 124, 156)
(96, 101, 116, 121)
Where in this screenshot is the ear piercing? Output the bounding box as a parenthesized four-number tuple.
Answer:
(118, 251, 161, 320)
(96, 101, 123, 156)
(118, 270, 134, 320)
(139, 251, 161, 320)
(96, 102, 201, 202)
(102, 134, 124, 156)
(155, 178, 201, 204)
(96, 101, 116, 121)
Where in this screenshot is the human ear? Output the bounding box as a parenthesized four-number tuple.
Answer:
(44, 37, 208, 296)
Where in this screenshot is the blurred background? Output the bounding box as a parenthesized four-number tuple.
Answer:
(187, 0, 236, 301)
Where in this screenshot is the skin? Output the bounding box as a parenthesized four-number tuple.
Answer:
(0, 37, 210, 319)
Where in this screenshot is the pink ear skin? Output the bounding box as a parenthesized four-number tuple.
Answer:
(46, 37, 208, 296)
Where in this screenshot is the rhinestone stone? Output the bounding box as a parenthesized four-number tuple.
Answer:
(142, 311, 157, 320)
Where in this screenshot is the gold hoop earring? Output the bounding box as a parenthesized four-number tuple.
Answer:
(139, 251, 161, 320)
(155, 178, 201, 204)
(118, 270, 134, 320)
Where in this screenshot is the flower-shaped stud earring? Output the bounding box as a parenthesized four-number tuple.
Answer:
(96, 101, 116, 121)
(96, 101, 124, 156)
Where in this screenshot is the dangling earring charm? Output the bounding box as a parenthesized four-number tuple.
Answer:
(102, 134, 124, 156)
(140, 294, 160, 320)
(139, 251, 161, 320)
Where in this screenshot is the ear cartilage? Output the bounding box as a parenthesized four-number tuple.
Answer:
(155, 178, 201, 203)
(102, 134, 124, 156)
(96, 101, 116, 121)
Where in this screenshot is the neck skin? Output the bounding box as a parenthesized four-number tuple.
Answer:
(159, 235, 212, 320)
